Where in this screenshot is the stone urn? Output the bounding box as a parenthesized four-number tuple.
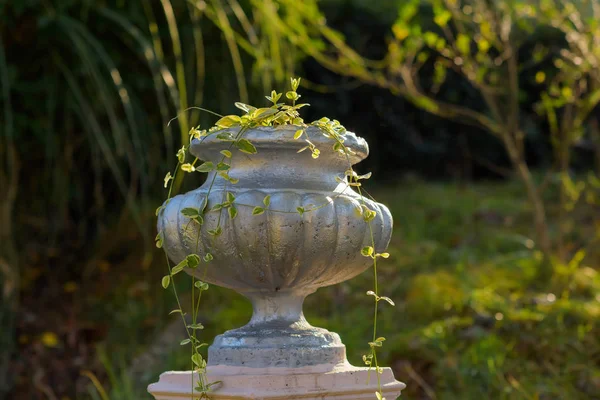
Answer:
(150, 125, 405, 399)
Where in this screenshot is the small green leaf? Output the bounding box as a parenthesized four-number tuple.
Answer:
(161, 275, 170, 289)
(188, 323, 204, 330)
(181, 208, 200, 218)
(171, 259, 187, 275)
(235, 138, 257, 154)
(164, 172, 173, 188)
(363, 208, 377, 222)
(181, 163, 195, 172)
(196, 161, 215, 173)
(169, 309, 184, 315)
(215, 115, 242, 128)
(379, 296, 396, 306)
(216, 162, 230, 171)
(379, 252, 390, 258)
(186, 254, 201, 269)
(155, 205, 165, 216)
(294, 129, 303, 140)
(216, 132, 234, 141)
(155, 232, 163, 248)
(195, 281, 209, 291)
(253, 107, 278, 119)
(228, 205, 238, 219)
(191, 354, 203, 367)
(180, 339, 191, 345)
(252, 206, 265, 215)
(176, 146, 186, 163)
(296, 206, 305, 216)
(227, 192, 236, 203)
(234, 102, 256, 113)
(375, 391, 384, 400)
(263, 195, 271, 207)
(203, 253, 214, 262)
(361, 246, 374, 257)
(286, 91, 299, 101)
(208, 226, 222, 236)
(220, 150, 232, 158)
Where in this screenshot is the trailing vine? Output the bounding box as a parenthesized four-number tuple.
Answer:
(155, 78, 395, 400)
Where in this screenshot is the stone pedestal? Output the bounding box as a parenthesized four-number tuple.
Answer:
(148, 363, 405, 399)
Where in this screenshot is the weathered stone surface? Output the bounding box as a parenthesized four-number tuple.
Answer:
(158, 126, 393, 368)
(148, 363, 405, 399)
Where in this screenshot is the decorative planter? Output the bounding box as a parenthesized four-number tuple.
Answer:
(150, 125, 405, 399)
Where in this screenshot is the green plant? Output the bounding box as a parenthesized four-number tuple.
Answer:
(156, 78, 395, 399)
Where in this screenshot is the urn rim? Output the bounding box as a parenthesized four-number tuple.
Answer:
(190, 125, 369, 165)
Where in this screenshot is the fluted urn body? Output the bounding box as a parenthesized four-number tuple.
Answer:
(159, 125, 393, 369)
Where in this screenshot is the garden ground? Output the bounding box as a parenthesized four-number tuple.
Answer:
(12, 178, 600, 400)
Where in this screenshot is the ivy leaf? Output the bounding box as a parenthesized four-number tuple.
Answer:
(361, 246, 374, 257)
(155, 232, 163, 249)
(379, 252, 390, 258)
(203, 253, 214, 262)
(164, 172, 173, 188)
(186, 254, 201, 269)
(263, 195, 271, 207)
(171, 259, 188, 275)
(294, 129, 304, 140)
(220, 150, 232, 158)
(379, 296, 396, 306)
(296, 206, 305, 216)
(196, 161, 215, 173)
(235, 139, 257, 154)
(161, 275, 170, 289)
(191, 354, 203, 367)
(181, 208, 199, 218)
(176, 146, 186, 163)
(181, 163, 195, 172)
(216, 132, 234, 141)
(228, 205, 238, 219)
(253, 107, 278, 119)
(234, 102, 256, 113)
(180, 339, 191, 346)
(252, 206, 265, 215)
(218, 171, 239, 184)
(195, 281, 209, 291)
(216, 162, 230, 171)
(208, 226, 222, 236)
(227, 192, 236, 203)
(215, 115, 242, 128)
(188, 323, 204, 330)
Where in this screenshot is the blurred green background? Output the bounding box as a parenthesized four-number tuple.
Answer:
(1, 0, 599, 399)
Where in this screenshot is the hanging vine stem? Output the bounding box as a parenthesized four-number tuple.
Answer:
(156, 78, 395, 400)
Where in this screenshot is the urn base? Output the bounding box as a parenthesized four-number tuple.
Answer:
(148, 363, 406, 399)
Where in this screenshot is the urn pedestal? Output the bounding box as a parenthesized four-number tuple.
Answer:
(149, 126, 405, 399)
